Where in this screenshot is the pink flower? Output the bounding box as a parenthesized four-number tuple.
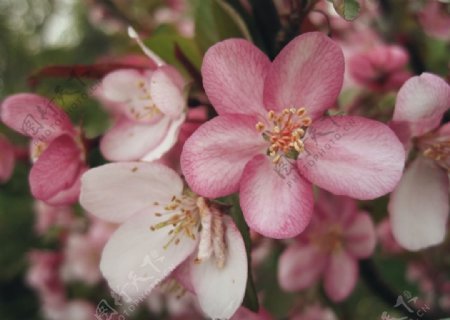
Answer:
(0, 134, 15, 183)
(389, 73, 450, 251)
(348, 45, 412, 92)
(79, 162, 247, 319)
(1, 94, 87, 205)
(181, 32, 405, 239)
(278, 191, 376, 302)
(94, 56, 187, 162)
(418, 0, 450, 41)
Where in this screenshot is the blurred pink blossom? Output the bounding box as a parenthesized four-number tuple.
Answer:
(1, 94, 87, 205)
(94, 60, 187, 162)
(26, 250, 66, 314)
(33, 201, 74, 235)
(348, 45, 412, 92)
(61, 218, 116, 285)
(418, 1, 450, 41)
(278, 191, 376, 302)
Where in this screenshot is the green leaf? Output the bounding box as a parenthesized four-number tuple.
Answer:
(329, 0, 361, 21)
(144, 25, 202, 78)
(228, 195, 260, 312)
(192, 0, 251, 53)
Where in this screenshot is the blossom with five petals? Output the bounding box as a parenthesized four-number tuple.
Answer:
(181, 32, 405, 239)
(94, 42, 187, 162)
(278, 191, 376, 302)
(79, 162, 247, 319)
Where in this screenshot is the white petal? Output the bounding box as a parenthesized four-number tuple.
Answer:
(190, 217, 248, 319)
(100, 210, 198, 303)
(100, 116, 172, 162)
(390, 156, 449, 251)
(80, 162, 183, 223)
(141, 113, 186, 162)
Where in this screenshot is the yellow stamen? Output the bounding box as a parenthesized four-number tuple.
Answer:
(257, 107, 312, 163)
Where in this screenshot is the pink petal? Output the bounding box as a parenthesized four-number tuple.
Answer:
(323, 250, 358, 302)
(240, 155, 314, 239)
(100, 69, 149, 103)
(0, 135, 15, 183)
(100, 210, 198, 303)
(46, 167, 87, 205)
(315, 192, 358, 227)
(345, 213, 376, 258)
(201, 39, 270, 116)
(278, 243, 326, 292)
(389, 156, 449, 251)
(190, 217, 247, 319)
(393, 73, 450, 136)
(100, 69, 165, 124)
(298, 116, 405, 200)
(100, 116, 172, 161)
(1, 93, 74, 141)
(29, 135, 82, 201)
(181, 114, 265, 198)
(150, 65, 186, 118)
(263, 32, 344, 120)
(80, 162, 184, 223)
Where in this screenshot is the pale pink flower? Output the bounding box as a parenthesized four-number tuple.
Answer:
(418, 0, 450, 41)
(1, 94, 87, 204)
(33, 201, 74, 235)
(0, 134, 15, 183)
(278, 191, 376, 302)
(292, 304, 337, 320)
(79, 162, 247, 319)
(94, 51, 187, 162)
(389, 73, 450, 251)
(348, 45, 412, 92)
(181, 32, 405, 239)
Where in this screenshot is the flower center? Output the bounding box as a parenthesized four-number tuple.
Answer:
(128, 80, 162, 121)
(149, 195, 228, 268)
(419, 134, 450, 172)
(256, 108, 312, 163)
(310, 224, 343, 254)
(150, 195, 200, 250)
